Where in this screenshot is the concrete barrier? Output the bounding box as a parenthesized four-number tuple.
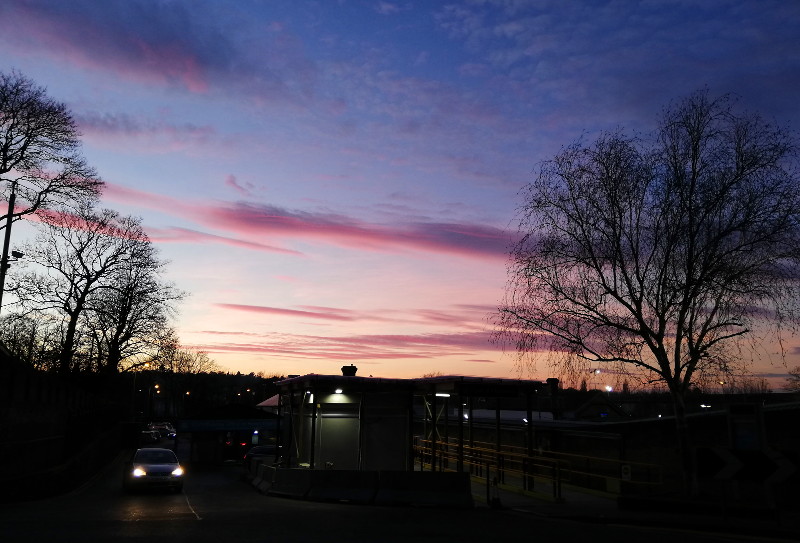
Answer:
(267, 468, 315, 499)
(264, 468, 473, 508)
(256, 466, 274, 494)
(305, 470, 379, 504)
(374, 471, 473, 508)
(250, 462, 266, 489)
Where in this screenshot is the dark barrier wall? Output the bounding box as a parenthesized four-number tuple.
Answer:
(0, 355, 126, 501)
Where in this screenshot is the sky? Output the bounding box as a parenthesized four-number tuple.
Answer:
(1, 0, 799, 388)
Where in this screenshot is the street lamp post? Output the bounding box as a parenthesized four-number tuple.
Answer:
(0, 181, 17, 315)
(130, 363, 151, 420)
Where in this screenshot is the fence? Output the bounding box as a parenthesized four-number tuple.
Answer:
(413, 437, 663, 501)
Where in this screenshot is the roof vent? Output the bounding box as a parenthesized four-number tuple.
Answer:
(341, 364, 358, 376)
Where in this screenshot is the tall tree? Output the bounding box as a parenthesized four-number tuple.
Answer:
(12, 204, 175, 373)
(85, 237, 184, 374)
(495, 90, 799, 488)
(0, 70, 103, 313)
(0, 70, 102, 216)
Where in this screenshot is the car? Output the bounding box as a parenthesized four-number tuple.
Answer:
(148, 422, 177, 439)
(243, 445, 279, 467)
(139, 430, 160, 444)
(123, 447, 184, 493)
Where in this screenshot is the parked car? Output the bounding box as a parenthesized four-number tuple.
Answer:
(139, 430, 160, 444)
(123, 448, 184, 493)
(148, 422, 177, 439)
(243, 445, 279, 467)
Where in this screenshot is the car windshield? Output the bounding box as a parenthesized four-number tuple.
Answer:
(135, 450, 177, 464)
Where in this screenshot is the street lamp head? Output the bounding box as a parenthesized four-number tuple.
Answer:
(11, 250, 23, 259)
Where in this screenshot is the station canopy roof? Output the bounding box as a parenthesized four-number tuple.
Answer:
(276, 374, 550, 397)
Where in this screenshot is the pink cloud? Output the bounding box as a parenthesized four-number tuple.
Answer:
(189, 303, 501, 363)
(145, 226, 303, 255)
(224, 174, 251, 197)
(1, 2, 210, 93)
(215, 302, 493, 329)
(204, 202, 513, 258)
(102, 182, 516, 259)
(0, 1, 323, 107)
(31, 207, 148, 242)
(215, 304, 356, 321)
(130, 37, 208, 93)
(103, 183, 194, 215)
(188, 329, 499, 361)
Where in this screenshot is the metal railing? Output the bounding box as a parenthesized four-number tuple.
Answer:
(413, 437, 663, 501)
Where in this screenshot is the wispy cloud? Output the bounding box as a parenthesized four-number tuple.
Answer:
(145, 226, 303, 255)
(208, 202, 514, 258)
(224, 174, 252, 197)
(103, 182, 515, 259)
(190, 329, 499, 361)
(216, 304, 356, 321)
(214, 303, 492, 328)
(0, 0, 327, 111)
(1, 1, 215, 92)
(76, 111, 215, 150)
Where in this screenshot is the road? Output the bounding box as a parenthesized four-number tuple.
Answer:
(0, 452, 767, 543)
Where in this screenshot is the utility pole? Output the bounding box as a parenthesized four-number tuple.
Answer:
(0, 181, 17, 315)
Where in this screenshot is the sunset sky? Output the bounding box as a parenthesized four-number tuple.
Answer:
(1, 1, 799, 387)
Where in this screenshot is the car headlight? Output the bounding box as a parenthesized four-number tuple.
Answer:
(132, 467, 146, 477)
(172, 466, 184, 477)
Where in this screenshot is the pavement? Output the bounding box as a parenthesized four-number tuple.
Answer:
(474, 480, 800, 542)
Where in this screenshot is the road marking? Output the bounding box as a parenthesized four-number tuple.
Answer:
(183, 492, 202, 520)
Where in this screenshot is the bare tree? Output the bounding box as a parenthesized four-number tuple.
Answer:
(786, 367, 800, 393)
(131, 328, 219, 374)
(0, 313, 42, 365)
(495, 90, 799, 488)
(0, 70, 102, 216)
(12, 204, 174, 373)
(0, 70, 103, 311)
(723, 376, 772, 394)
(84, 237, 184, 374)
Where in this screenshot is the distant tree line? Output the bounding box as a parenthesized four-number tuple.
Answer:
(126, 368, 284, 420)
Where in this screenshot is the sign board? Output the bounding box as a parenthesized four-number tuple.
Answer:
(696, 447, 797, 483)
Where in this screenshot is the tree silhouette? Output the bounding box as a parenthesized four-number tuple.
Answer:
(496, 90, 799, 489)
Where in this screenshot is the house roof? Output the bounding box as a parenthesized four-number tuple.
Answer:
(256, 394, 279, 407)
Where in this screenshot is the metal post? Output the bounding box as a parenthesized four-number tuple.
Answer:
(309, 388, 317, 469)
(526, 389, 534, 490)
(457, 393, 464, 472)
(357, 392, 364, 470)
(430, 392, 437, 472)
(468, 396, 474, 474)
(495, 400, 502, 483)
(276, 392, 283, 465)
(444, 396, 449, 470)
(486, 461, 491, 505)
(407, 389, 415, 471)
(0, 181, 17, 315)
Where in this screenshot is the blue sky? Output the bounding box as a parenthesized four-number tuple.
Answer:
(1, 0, 798, 387)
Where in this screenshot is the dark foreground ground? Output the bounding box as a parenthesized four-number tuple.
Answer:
(1, 454, 797, 543)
